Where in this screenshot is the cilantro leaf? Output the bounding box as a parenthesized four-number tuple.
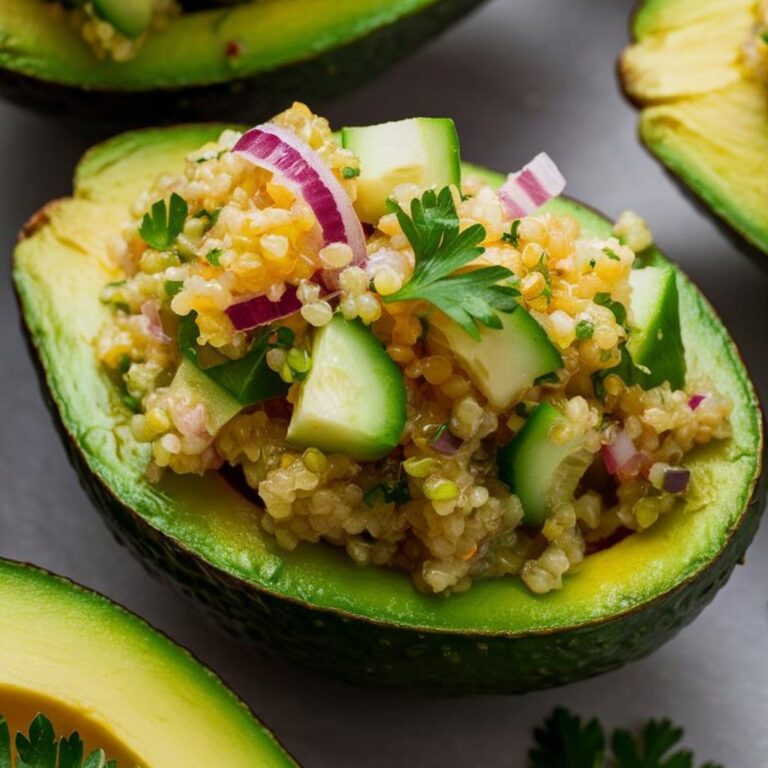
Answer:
(594, 292, 627, 328)
(139, 193, 188, 250)
(529, 707, 605, 768)
(382, 187, 518, 339)
(611, 719, 723, 768)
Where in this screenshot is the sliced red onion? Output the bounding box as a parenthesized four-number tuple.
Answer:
(601, 429, 644, 477)
(500, 153, 566, 219)
(234, 124, 367, 273)
(688, 393, 707, 410)
(226, 284, 302, 331)
(141, 299, 170, 342)
(662, 467, 690, 494)
(431, 428, 464, 456)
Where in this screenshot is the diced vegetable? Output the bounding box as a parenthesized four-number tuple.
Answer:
(499, 153, 566, 219)
(226, 286, 302, 331)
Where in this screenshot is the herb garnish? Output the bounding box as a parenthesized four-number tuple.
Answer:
(342, 166, 361, 179)
(594, 292, 628, 328)
(1, 713, 118, 768)
(381, 188, 519, 340)
(205, 249, 223, 266)
(528, 707, 722, 768)
(164, 280, 184, 297)
(363, 480, 411, 507)
(139, 193, 188, 251)
(602, 246, 621, 261)
(575, 318, 594, 340)
(502, 219, 521, 247)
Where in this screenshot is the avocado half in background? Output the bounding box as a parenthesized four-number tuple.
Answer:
(14, 125, 765, 695)
(0, 559, 296, 766)
(0, 0, 487, 124)
(621, 0, 768, 261)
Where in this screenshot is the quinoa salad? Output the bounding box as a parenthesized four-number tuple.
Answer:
(95, 103, 733, 595)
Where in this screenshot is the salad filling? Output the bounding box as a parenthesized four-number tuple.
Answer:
(96, 103, 733, 595)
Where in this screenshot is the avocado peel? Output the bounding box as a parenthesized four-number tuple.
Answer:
(13, 126, 766, 694)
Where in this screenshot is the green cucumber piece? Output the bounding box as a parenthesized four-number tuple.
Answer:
(341, 117, 461, 224)
(498, 403, 591, 526)
(287, 316, 406, 461)
(428, 307, 562, 410)
(92, 0, 154, 39)
(627, 265, 686, 390)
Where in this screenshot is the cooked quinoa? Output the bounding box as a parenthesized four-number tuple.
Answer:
(96, 103, 733, 595)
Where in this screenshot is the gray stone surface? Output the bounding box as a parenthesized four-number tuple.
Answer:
(1, 0, 766, 765)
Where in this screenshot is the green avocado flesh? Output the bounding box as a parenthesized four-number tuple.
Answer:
(621, 0, 768, 256)
(13, 126, 764, 693)
(0, 0, 487, 121)
(0, 559, 295, 767)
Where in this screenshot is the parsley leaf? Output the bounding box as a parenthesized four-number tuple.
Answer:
(594, 292, 627, 328)
(529, 707, 604, 768)
(502, 219, 521, 247)
(382, 188, 519, 340)
(139, 193, 188, 250)
(603, 247, 621, 261)
(3, 714, 117, 768)
(342, 166, 361, 178)
(205, 248, 222, 266)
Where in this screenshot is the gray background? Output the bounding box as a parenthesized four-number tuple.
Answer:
(1, 0, 766, 765)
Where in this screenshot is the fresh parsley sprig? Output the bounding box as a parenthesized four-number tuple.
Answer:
(528, 708, 722, 768)
(139, 193, 188, 251)
(1, 713, 118, 768)
(380, 187, 519, 340)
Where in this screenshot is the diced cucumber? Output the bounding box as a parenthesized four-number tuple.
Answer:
(627, 266, 686, 390)
(167, 358, 242, 436)
(427, 307, 562, 410)
(341, 117, 461, 224)
(498, 403, 591, 526)
(92, 0, 154, 39)
(287, 316, 406, 461)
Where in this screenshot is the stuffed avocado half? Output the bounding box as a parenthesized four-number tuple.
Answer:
(0, 559, 296, 766)
(0, 0, 486, 122)
(621, 0, 768, 260)
(14, 107, 764, 693)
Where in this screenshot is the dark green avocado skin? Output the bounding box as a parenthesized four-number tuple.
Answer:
(0, 0, 486, 125)
(19, 301, 767, 693)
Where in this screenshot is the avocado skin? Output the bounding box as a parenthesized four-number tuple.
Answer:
(15, 196, 767, 694)
(0, 0, 487, 125)
(618, 0, 768, 270)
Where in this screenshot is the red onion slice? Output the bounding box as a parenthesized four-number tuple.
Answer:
(662, 467, 691, 494)
(601, 428, 644, 477)
(431, 428, 464, 456)
(141, 299, 170, 342)
(500, 153, 566, 219)
(234, 124, 367, 270)
(226, 285, 303, 331)
(688, 393, 707, 410)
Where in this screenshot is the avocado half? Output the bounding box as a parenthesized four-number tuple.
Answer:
(0, 558, 296, 766)
(13, 125, 765, 694)
(0, 0, 487, 123)
(620, 0, 768, 261)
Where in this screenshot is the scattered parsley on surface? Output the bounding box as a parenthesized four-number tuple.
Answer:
(603, 246, 621, 261)
(205, 248, 223, 266)
(575, 318, 594, 340)
(342, 166, 361, 178)
(139, 193, 188, 251)
(381, 188, 519, 340)
(164, 280, 184, 297)
(502, 219, 521, 247)
(594, 292, 628, 328)
(528, 708, 722, 768)
(0, 713, 118, 768)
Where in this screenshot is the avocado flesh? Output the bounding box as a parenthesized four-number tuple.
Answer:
(621, 0, 768, 256)
(0, 0, 487, 122)
(14, 127, 764, 693)
(0, 559, 296, 767)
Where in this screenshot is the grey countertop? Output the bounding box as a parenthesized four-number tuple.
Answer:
(1, 1, 767, 765)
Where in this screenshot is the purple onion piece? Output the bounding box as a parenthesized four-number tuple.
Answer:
(226, 285, 303, 331)
(663, 467, 691, 494)
(431, 429, 464, 456)
(688, 394, 707, 410)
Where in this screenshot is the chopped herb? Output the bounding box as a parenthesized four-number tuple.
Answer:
(178, 312, 287, 405)
(205, 248, 223, 266)
(589, 258, 596, 269)
(120, 393, 141, 413)
(594, 292, 628, 328)
(139, 193, 188, 251)
(104, 279, 126, 289)
(603, 246, 621, 261)
(114, 302, 131, 315)
(528, 707, 721, 768)
(381, 188, 519, 340)
(575, 318, 594, 340)
(268, 326, 296, 350)
(342, 166, 361, 178)
(0, 713, 118, 768)
(534, 371, 560, 386)
(117, 354, 132, 374)
(164, 280, 184, 297)
(429, 423, 449, 444)
(502, 219, 521, 247)
(193, 207, 222, 230)
(364, 479, 411, 507)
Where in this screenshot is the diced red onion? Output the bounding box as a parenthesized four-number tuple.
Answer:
(601, 429, 644, 477)
(688, 394, 707, 410)
(226, 284, 303, 331)
(431, 429, 464, 456)
(141, 299, 170, 342)
(662, 467, 690, 494)
(500, 153, 566, 219)
(234, 124, 367, 273)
